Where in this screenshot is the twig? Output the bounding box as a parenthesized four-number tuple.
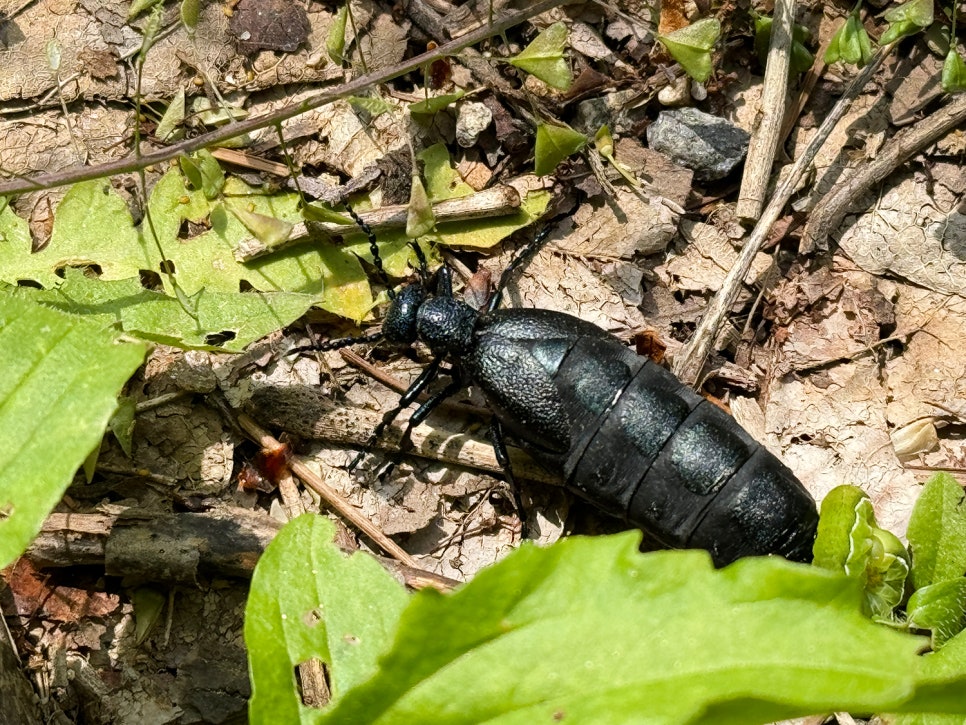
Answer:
(800, 92, 966, 252)
(0, 0, 576, 198)
(672, 42, 896, 386)
(736, 0, 795, 221)
(233, 411, 420, 568)
(26, 509, 460, 590)
(234, 185, 522, 261)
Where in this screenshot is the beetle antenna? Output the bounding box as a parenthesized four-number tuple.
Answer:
(486, 226, 554, 313)
(345, 203, 395, 300)
(288, 330, 384, 356)
(409, 240, 429, 284)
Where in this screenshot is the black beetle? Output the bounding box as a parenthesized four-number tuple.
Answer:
(303, 208, 818, 566)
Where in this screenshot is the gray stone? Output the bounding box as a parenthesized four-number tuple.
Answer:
(646, 107, 750, 182)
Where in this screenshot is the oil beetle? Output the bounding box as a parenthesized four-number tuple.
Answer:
(300, 207, 818, 566)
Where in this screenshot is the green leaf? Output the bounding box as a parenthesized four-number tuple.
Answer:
(657, 17, 721, 83)
(408, 92, 466, 116)
(156, 88, 186, 142)
(180, 0, 200, 33)
(888, 629, 966, 720)
(128, 0, 162, 20)
(228, 204, 294, 248)
(314, 534, 923, 723)
(813, 485, 910, 618)
(327, 3, 348, 64)
(595, 125, 639, 187)
(881, 0, 934, 45)
(346, 95, 392, 117)
(908, 473, 966, 591)
(941, 49, 966, 93)
(132, 586, 167, 645)
(908, 579, 966, 650)
(533, 119, 587, 176)
(418, 143, 474, 202)
(246, 515, 408, 723)
(301, 203, 351, 225)
(10, 269, 321, 351)
(825, 13, 874, 66)
(754, 15, 815, 74)
(507, 21, 572, 90)
(406, 175, 435, 239)
(179, 149, 225, 200)
(0, 294, 146, 569)
(109, 395, 137, 457)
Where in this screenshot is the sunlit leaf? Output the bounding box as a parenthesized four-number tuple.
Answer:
(941, 49, 966, 93)
(657, 17, 720, 83)
(507, 21, 573, 90)
(327, 3, 348, 64)
(533, 119, 587, 176)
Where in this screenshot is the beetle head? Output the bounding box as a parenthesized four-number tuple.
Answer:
(382, 283, 427, 345)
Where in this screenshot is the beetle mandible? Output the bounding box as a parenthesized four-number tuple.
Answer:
(305, 208, 818, 567)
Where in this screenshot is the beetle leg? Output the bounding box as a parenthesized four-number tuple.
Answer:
(348, 356, 444, 471)
(489, 419, 530, 540)
(377, 368, 465, 481)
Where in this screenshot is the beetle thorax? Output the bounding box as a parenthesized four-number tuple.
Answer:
(416, 296, 477, 357)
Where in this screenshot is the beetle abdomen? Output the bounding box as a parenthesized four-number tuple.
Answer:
(470, 308, 817, 565)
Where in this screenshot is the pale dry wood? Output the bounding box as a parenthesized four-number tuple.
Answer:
(233, 184, 522, 261)
(26, 509, 460, 591)
(736, 0, 795, 221)
(248, 384, 559, 486)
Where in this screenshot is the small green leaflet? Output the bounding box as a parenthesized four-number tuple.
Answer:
(409, 92, 466, 116)
(533, 120, 587, 176)
(941, 49, 966, 93)
(907, 473, 966, 591)
(327, 3, 348, 64)
(507, 21, 573, 90)
(824, 12, 873, 66)
(657, 17, 721, 83)
(880, 0, 934, 45)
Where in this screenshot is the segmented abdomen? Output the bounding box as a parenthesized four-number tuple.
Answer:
(539, 334, 817, 565)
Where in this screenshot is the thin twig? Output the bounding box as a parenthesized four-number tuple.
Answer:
(0, 0, 577, 198)
(672, 42, 896, 386)
(736, 0, 795, 221)
(800, 92, 966, 252)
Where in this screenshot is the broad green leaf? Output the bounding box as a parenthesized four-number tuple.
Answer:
(507, 21, 573, 90)
(887, 629, 966, 720)
(908, 473, 966, 591)
(246, 515, 408, 724)
(657, 18, 721, 83)
(408, 92, 465, 116)
(316, 535, 924, 724)
(825, 13, 873, 66)
(881, 0, 934, 46)
(10, 269, 321, 351)
(907, 579, 966, 650)
(812, 485, 910, 618)
(534, 119, 587, 176)
(180, 149, 225, 199)
(302, 203, 352, 225)
(133, 586, 167, 645)
(406, 175, 434, 239)
(0, 294, 146, 569)
(327, 4, 348, 64)
(941, 49, 966, 93)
